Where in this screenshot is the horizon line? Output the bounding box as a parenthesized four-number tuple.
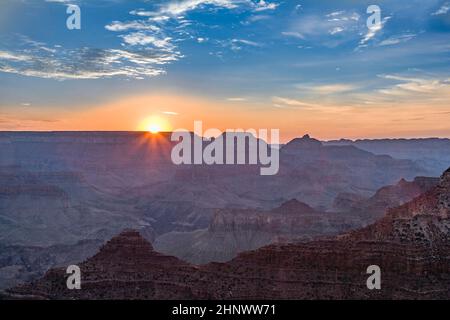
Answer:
(1, 130, 450, 142)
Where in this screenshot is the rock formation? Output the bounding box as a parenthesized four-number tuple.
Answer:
(154, 199, 358, 264)
(6, 169, 450, 299)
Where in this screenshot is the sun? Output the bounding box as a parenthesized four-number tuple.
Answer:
(147, 123, 161, 134)
(138, 116, 171, 134)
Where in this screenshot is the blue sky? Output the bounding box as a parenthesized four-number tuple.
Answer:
(0, 0, 449, 139)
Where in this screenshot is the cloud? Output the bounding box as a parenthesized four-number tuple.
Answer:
(253, 0, 278, 12)
(272, 96, 353, 113)
(379, 33, 416, 46)
(344, 73, 450, 109)
(0, 51, 31, 62)
(105, 21, 160, 32)
(281, 31, 304, 39)
(378, 74, 450, 96)
(432, 2, 450, 15)
(45, 0, 75, 3)
(0, 0, 272, 81)
(358, 16, 391, 48)
(232, 39, 260, 46)
(330, 27, 344, 35)
(156, 0, 244, 16)
(242, 14, 271, 25)
(219, 38, 261, 51)
(120, 32, 173, 49)
(226, 97, 247, 101)
(272, 96, 321, 108)
(162, 111, 179, 115)
(0, 42, 180, 80)
(153, 0, 278, 16)
(99, 0, 274, 78)
(129, 0, 277, 21)
(298, 84, 358, 95)
(283, 11, 361, 47)
(326, 11, 359, 21)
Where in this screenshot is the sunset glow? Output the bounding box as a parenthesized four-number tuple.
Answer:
(0, 0, 448, 142)
(1, 0, 450, 302)
(138, 115, 172, 134)
(147, 124, 161, 134)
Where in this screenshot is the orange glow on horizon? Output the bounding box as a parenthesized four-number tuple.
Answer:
(138, 115, 171, 134)
(1, 93, 450, 143)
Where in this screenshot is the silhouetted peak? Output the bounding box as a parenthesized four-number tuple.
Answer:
(283, 135, 322, 151)
(98, 229, 155, 254)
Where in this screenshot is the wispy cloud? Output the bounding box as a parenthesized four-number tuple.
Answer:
(0, 0, 278, 81)
(105, 21, 160, 32)
(0, 40, 180, 80)
(378, 74, 450, 96)
(329, 27, 344, 35)
(120, 32, 173, 48)
(254, 0, 278, 12)
(281, 31, 304, 39)
(151, 0, 278, 16)
(45, 0, 75, 3)
(158, 0, 242, 16)
(219, 38, 262, 51)
(432, 2, 450, 15)
(272, 96, 322, 109)
(346, 73, 450, 108)
(227, 97, 247, 101)
(99, 0, 276, 77)
(162, 111, 179, 115)
(357, 16, 391, 49)
(379, 33, 416, 46)
(0, 51, 31, 62)
(272, 96, 353, 113)
(297, 84, 358, 95)
(282, 10, 361, 47)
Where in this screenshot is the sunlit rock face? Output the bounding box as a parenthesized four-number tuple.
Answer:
(345, 168, 450, 243)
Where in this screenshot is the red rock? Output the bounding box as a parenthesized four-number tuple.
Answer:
(7, 170, 450, 300)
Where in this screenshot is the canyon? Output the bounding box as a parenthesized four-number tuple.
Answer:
(5, 167, 450, 299)
(1, 132, 449, 292)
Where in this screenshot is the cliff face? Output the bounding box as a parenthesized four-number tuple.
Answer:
(154, 199, 358, 264)
(333, 176, 440, 223)
(7, 169, 450, 300)
(154, 177, 440, 266)
(9, 230, 202, 300)
(346, 168, 450, 243)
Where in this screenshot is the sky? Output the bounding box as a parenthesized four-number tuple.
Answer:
(0, 0, 449, 142)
